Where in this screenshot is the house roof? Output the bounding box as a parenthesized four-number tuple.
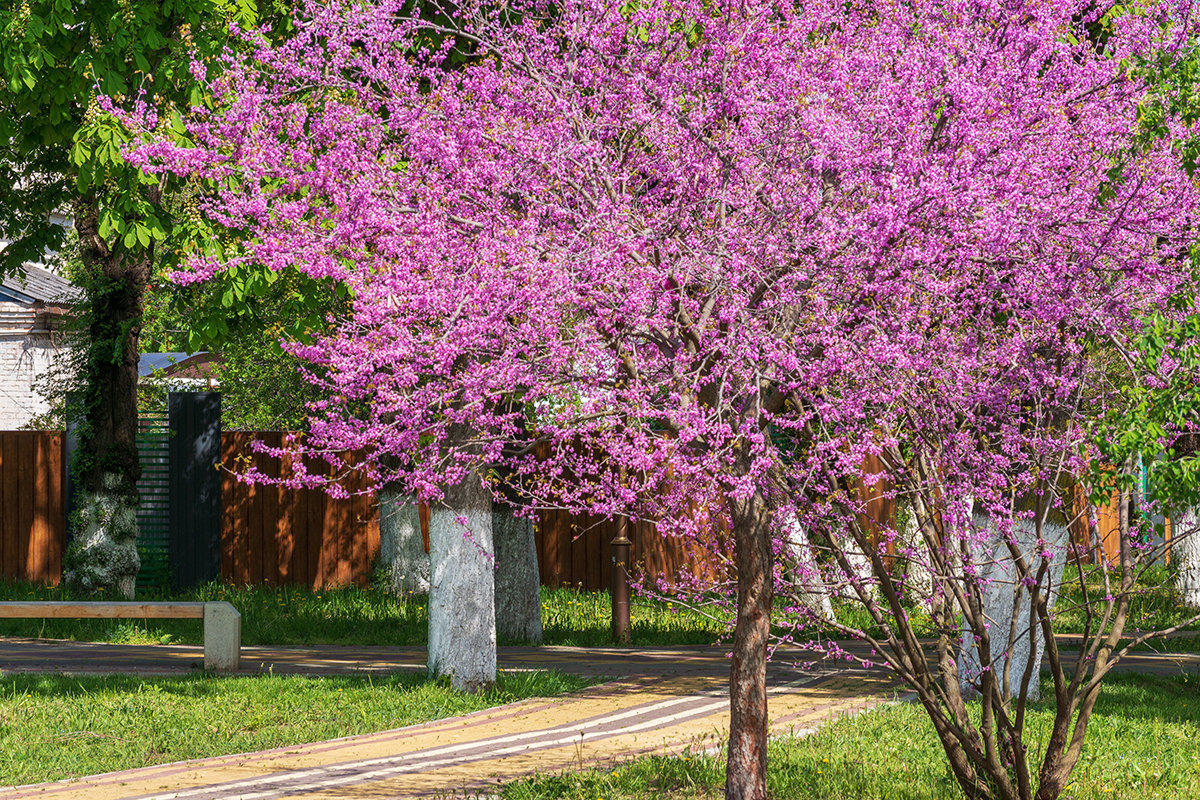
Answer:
(139, 352, 216, 378)
(0, 263, 79, 305)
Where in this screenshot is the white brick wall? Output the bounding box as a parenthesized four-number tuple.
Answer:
(0, 304, 65, 429)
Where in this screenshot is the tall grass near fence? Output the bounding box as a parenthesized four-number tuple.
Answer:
(0, 582, 729, 647)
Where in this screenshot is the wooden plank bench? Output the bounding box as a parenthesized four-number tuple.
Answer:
(0, 601, 241, 672)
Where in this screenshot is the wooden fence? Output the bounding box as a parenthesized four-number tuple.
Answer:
(535, 508, 724, 591)
(221, 432, 380, 588)
(0, 428, 1149, 590)
(0, 431, 64, 584)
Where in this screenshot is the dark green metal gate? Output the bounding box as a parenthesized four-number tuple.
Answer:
(135, 413, 170, 591)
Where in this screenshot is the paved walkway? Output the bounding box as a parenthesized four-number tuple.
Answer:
(0, 642, 898, 800)
(1, 638, 1196, 800)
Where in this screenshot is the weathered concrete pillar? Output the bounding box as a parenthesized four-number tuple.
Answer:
(959, 517, 1068, 702)
(1174, 508, 1200, 609)
(378, 487, 430, 595)
(831, 522, 879, 603)
(428, 469, 496, 691)
(493, 505, 543, 644)
(203, 601, 241, 672)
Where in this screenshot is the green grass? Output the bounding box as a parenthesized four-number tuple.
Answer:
(495, 672, 1200, 800)
(0, 669, 595, 787)
(0, 562, 1194, 650)
(539, 587, 727, 646)
(1052, 564, 1200, 647)
(0, 581, 728, 647)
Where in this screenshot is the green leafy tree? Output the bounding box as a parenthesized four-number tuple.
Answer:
(1089, 38, 1200, 603)
(139, 264, 349, 431)
(0, 0, 264, 596)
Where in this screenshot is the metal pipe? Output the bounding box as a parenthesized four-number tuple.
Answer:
(611, 516, 632, 644)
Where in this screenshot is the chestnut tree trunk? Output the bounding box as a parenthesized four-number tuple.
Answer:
(62, 196, 149, 599)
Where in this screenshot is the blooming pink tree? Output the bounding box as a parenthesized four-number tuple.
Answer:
(133, 1, 1200, 798)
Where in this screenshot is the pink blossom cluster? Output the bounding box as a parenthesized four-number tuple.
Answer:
(131, 0, 1197, 586)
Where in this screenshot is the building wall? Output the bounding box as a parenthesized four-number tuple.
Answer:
(0, 304, 64, 429)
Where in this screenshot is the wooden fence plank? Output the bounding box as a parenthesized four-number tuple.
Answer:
(330, 461, 353, 587)
(542, 509, 562, 588)
(587, 515, 604, 591)
(44, 432, 64, 584)
(570, 516, 587, 589)
(16, 434, 33, 582)
(247, 441, 268, 585)
(274, 435, 295, 584)
(220, 432, 235, 583)
(29, 433, 50, 583)
(599, 517, 613, 592)
(290, 447, 310, 587)
(2, 434, 19, 579)
(364, 491, 381, 585)
(305, 454, 324, 589)
(262, 437, 282, 585)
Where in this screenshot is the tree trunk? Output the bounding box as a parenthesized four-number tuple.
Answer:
(898, 500, 933, 599)
(428, 467, 497, 691)
(378, 487, 430, 595)
(63, 197, 148, 599)
(833, 523, 879, 602)
(725, 493, 773, 800)
(959, 517, 1068, 702)
(1174, 508, 1200, 609)
(780, 512, 834, 623)
(493, 504, 543, 644)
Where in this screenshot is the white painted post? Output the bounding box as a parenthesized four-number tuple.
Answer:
(493, 506, 543, 644)
(203, 601, 241, 672)
(1174, 508, 1200, 609)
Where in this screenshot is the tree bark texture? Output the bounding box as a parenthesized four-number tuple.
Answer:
(1174, 508, 1200, 609)
(428, 468, 497, 692)
(780, 512, 834, 623)
(378, 487, 430, 595)
(959, 517, 1068, 702)
(493, 504, 543, 644)
(725, 493, 773, 800)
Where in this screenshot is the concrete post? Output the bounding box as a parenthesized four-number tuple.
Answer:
(379, 487, 430, 595)
(493, 506, 543, 644)
(203, 601, 241, 672)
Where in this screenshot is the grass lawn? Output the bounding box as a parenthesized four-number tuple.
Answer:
(0, 582, 729, 647)
(0, 669, 595, 787)
(497, 672, 1200, 800)
(811, 563, 1200, 654)
(0, 563, 1194, 650)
